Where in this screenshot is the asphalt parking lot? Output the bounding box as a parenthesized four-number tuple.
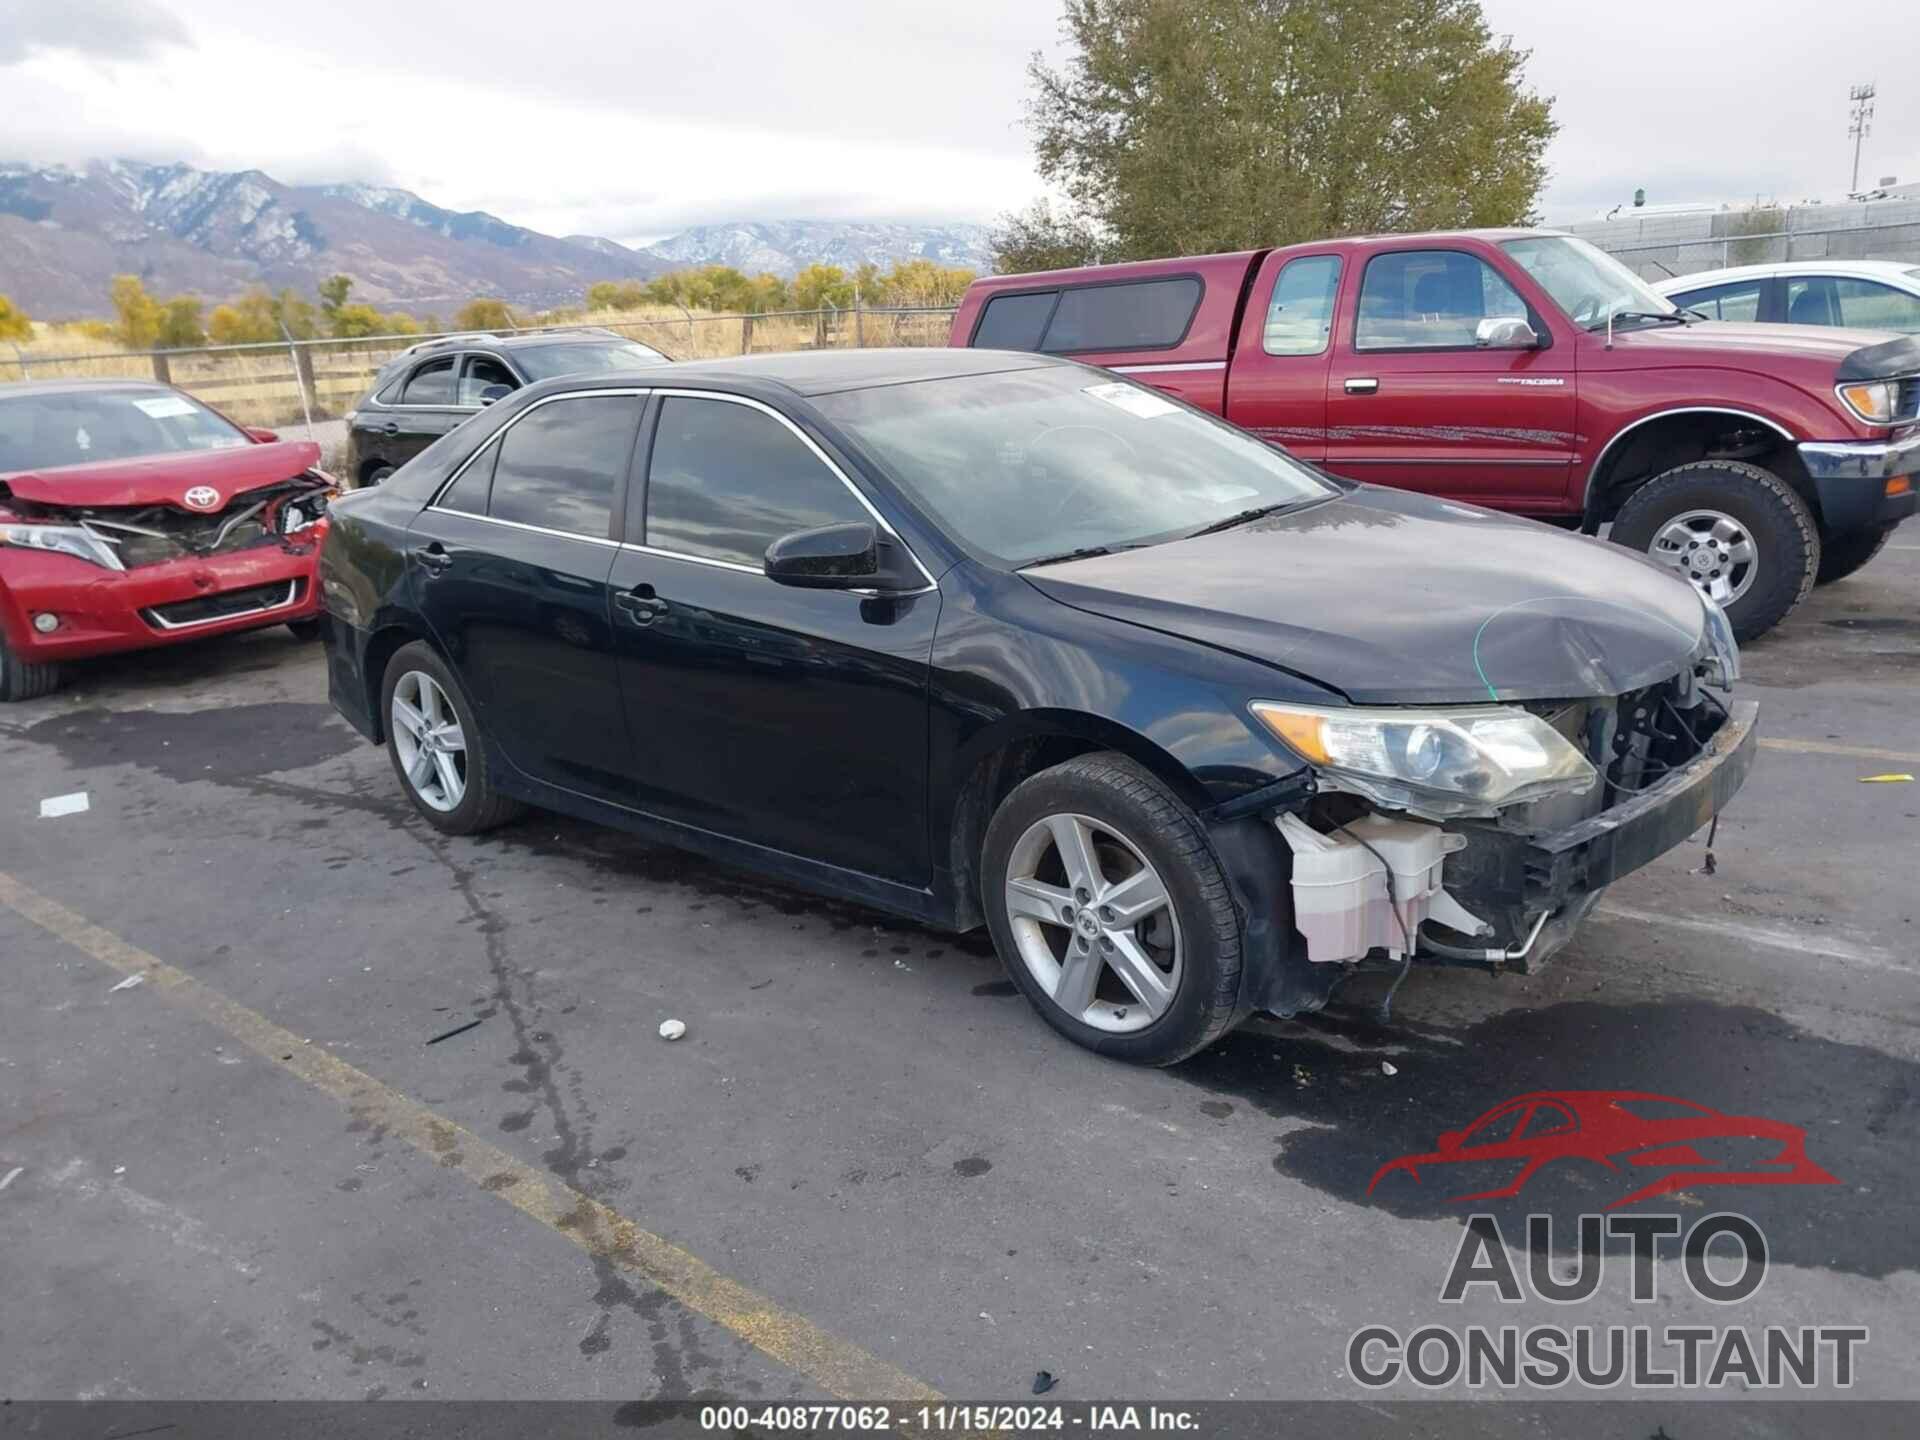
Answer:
(2, 540, 1917, 1412)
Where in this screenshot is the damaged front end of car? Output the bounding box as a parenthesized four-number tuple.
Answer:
(0, 476, 332, 572)
(1240, 600, 1755, 1015)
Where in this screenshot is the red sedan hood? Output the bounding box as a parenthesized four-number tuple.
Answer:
(0, 440, 323, 510)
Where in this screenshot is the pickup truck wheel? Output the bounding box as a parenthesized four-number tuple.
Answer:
(1814, 524, 1895, 585)
(0, 633, 65, 703)
(1610, 460, 1817, 641)
(982, 752, 1241, 1066)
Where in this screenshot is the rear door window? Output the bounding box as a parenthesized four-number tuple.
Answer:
(1263, 255, 1342, 356)
(973, 292, 1057, 350)
(1672, 279, 1764, 322)
(1355, 250, 1529, 350)
(485, 394, 642, 538)
(644, 396, 868, 568)
(1042, 277, 1201, 352)
(400, 356, 457, 406)
(1832, 278, 1920, 333)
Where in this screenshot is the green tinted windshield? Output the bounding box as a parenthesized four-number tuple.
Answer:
(1502, 234, 1676, 328)
(814, 365, 1334, 566)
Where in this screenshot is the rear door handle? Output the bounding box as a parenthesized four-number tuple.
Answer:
(1343, 377, 1380, 395)
(614, 583, 669, 625)
(415, 542, 452, 575)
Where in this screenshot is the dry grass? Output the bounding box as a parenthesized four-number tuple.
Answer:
(2, 305, 957, 428)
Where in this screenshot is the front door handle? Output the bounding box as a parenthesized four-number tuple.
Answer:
(1343, 377, 1380, 395)
(614, 583, 669, 625)
(415, 542, 452, 575)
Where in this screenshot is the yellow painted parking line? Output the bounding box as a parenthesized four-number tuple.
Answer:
(1759, 738, 1920, 765)
(0, 871, 942, 1406)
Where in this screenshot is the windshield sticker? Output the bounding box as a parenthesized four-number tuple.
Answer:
(1083, 382, 1179, 419)
(133, 395, 198, 419)
(75, 426, 92, 451)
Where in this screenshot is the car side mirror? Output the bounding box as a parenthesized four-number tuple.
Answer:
(765, 522, 914, 591)
(1475, 316, 1539, 350)
(479, 384, 513, 406)
(1438, 1130, 1465, 1153)
(246, 426, 280, 443)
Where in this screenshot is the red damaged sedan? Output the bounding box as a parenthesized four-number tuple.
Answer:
(0, 380, 334, 700)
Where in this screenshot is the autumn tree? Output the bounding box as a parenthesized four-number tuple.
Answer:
(318, 274, 353, 321)
(109, 275, 164, 348)
(156, 296, 206, 348)
(791, 264, 854, 311)
(1020, 0, 1556, 265)
(454, 298, 516, 330)
(208, 288, 279, 344)
(0, 294, 30, 341)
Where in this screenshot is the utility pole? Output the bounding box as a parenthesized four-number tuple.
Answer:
(1848, 83, 1876, 194)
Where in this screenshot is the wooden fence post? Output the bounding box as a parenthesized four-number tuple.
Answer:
(292, 343, 320, 418)
(855, 300, 865, 348)
(151, 351, 172, 386)
(815, 309, 829, 348)
(741, 315, 754, 354)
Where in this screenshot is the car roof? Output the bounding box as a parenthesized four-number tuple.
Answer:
(1658, 259, 1920, 292)
(0, 378, 177, 400)
(612, 347, 1065, 397)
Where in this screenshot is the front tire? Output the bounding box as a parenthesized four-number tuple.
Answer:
(1610, 459, 1818, 641)
(0, 633, 64, 702)
(380, 641, 523, 834)
(1815, 524, 1895, 585)
(981, 752, 1241, 1065)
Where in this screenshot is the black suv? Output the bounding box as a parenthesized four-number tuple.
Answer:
(344, 330, 668, 486)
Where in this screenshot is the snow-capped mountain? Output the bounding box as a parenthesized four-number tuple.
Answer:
(0, 158, 994, 319)
(642, 220, 995, 278)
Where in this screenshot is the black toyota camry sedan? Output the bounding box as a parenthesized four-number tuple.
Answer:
(319, 349, 1755, 1064)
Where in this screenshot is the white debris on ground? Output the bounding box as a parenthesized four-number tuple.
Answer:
(658, 1019, 687, 1041)
(39, 792, 90, 818)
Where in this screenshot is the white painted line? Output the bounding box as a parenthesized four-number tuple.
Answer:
(38, 792, 90, 819)
(1596, 903, 1907, 973)
(1761, 738, 1920, 765)
(0, 1166, 23, 1193)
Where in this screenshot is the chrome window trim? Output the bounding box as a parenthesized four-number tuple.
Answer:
(1586, 407, 1797, 486)
(1108, 360, 1227, 374)
(143, 578, 301, 631)
(427, 386, 653, 535)
(644, 387, 940, 590)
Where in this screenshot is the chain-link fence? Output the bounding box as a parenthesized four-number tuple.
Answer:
(1568, 199, 1920, 281)
(2, 305, 962, 433)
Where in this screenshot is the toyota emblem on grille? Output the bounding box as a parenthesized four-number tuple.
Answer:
(183, 486, 221, 511)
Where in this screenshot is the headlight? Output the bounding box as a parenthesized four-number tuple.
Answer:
(1250, 701, 1597, 816)
(0, 523, 125, 571)
(1837, 380, 1898, 425)
(1698, 593, 1740, 688)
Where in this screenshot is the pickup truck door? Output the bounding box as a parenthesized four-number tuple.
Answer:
(1223, 251, 1344, 463)
(1320, 247, 1576, 511)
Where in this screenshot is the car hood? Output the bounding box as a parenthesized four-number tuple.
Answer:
(1023, 486, 1707, 705)
(0, 440, 323, 509)
(1608, 320, 1890, 366)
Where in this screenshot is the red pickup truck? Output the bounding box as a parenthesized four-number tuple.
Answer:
(950, 230, 1918, 639)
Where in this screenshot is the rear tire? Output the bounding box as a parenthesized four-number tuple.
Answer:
(380, 641, 523, 835)
(361, 464, 394, 488)
(981, 752, 1241, 1066)
(0, 633, 65, 702)
(1610, 460, 1818, 641)
(1814, 524, 1895, 585)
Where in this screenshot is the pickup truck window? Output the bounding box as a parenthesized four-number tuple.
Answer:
(1502, 234, 1673, 330)
(1354, 250, 1527, 351)
(975, 292, 1057, 350)
(1672, 279, 1763, 322)
(1043, 277, 1202, 353)
(1263, 255, 1341, 356)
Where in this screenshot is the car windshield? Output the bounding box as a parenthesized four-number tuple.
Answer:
(0, 389, 250, 473)
(513, 340, 667, 380)
(1502, 234, 1677, 329)
(814, 365, 1335, 566)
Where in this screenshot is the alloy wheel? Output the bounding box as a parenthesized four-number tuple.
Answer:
(391, 670, 467, 812)
(1648, 509, 1757, 606)
(1003, 812, 1183, 1034)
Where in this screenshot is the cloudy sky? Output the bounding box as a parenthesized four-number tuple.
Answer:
(3, 0, 1917, 243)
